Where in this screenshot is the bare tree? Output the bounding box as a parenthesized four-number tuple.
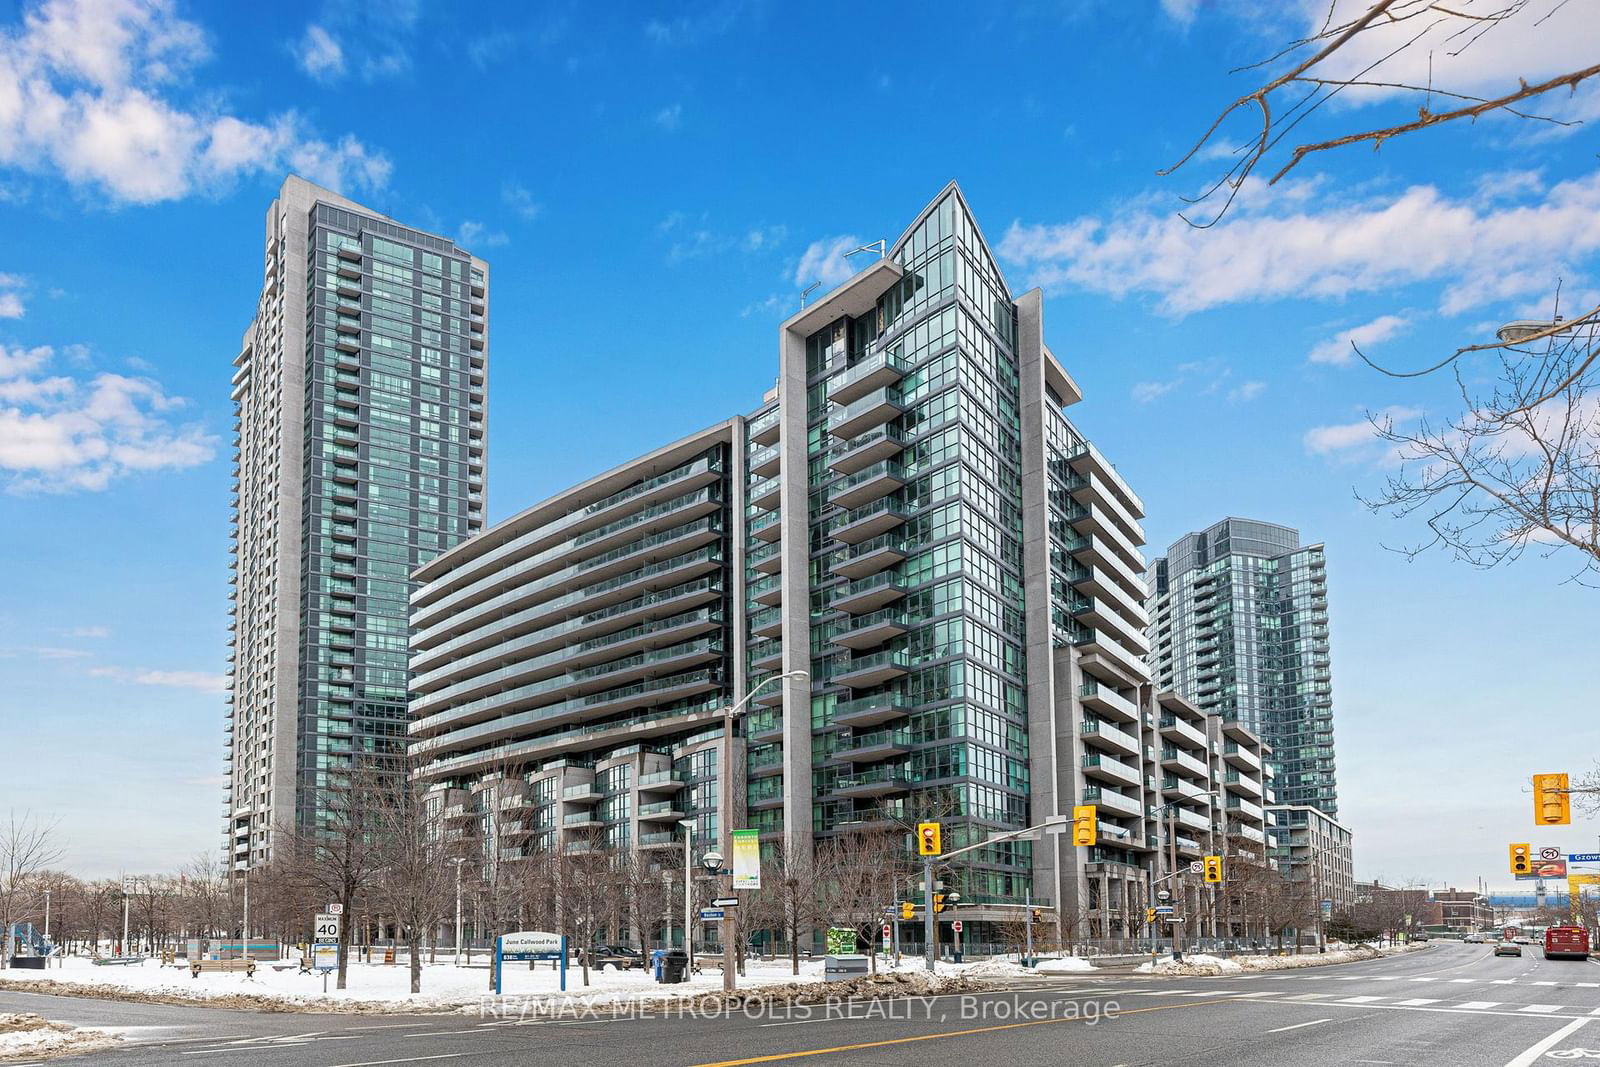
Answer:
(747, 837, 833, 976)
(1164, 2, 1600, 576)
(557, 833, 617, 987)
(0, 811, 61, 968)
(821, 827, 913, 974)
(367, 766, 456, 994)
(182, 853, 229, 939)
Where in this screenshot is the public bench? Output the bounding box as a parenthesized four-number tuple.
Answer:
(190, 958, 256, 978)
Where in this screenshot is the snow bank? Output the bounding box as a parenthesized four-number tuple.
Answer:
(1132, 941, 1429, 978)
(1135, 953, 1243, 976)
(1033, 957, 1094, 975)
(0, 1012, 119, 1061)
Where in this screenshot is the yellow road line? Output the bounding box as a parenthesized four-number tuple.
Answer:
(688, 998, 1231, 1067)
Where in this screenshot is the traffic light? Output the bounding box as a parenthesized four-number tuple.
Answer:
(1071, 804, 1097, 847)
(1146, 907, 1157, 925)
(917, 821, 942, 856)
(1533, 773, 1571, 826)
(900, 900, 915, 921)
(1509, 842, 1531, 876)
(1031, 909, 1043, 924)
(933, 893, 946, 914)
(1203, 855, 1223, 883)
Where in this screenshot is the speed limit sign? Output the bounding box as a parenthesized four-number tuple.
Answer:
(313, 912, 341, 943)
(1539, 846, 1561, 861)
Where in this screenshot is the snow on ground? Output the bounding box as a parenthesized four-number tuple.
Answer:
(1032, 957, 1094, 975)
(0, 1013, 119, 1062)
(1134, 942, 1428, 977)
(0, 955, 1018, 1014)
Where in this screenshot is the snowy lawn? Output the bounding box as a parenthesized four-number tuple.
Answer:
(0, 954, 1021, 1014)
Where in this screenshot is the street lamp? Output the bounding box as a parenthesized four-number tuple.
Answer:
(451, 857, 467, 966)
(679, 818, 696, 971)
(1152, 790, 1217, 961)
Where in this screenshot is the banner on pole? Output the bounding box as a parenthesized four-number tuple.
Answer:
(732, 829, 761, 890)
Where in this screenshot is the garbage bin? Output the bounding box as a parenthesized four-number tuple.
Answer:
(650, 949, 668, 982)
(661, 949, 689, 984)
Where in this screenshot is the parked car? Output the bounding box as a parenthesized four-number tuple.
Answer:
(1464, 934, 1484, 943)
(1494, 941, 1523, 957)
(582, 945, 643, 970)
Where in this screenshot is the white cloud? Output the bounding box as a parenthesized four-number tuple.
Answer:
(1131, 379, 1178, 404)
(293, 24, 344, 81)
(0, 0, 390, 204)
(1228, 380, 1266, 403)
(653, 103, 682, 131)
(89, 665, 226, 692)
(1308, 313, 1411, 366)
(456, 220, 508, 249)
(794, 234, 864, 289)
(68, 624, 109, 637)
(502, 182, 541, 221)
(1000, 171, 1600, 318)
(1303, 405, 1422, 457)
(0, 343, 216, 492)
(1159, 0, 1200, 26)
(0, 273, 24, 318)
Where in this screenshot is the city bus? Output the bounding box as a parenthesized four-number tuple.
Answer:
(1543, 926, 1591, 960)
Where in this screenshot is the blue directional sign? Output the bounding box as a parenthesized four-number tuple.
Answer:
(1569, 853, 1600, 863)
(699, 907, 726, 920)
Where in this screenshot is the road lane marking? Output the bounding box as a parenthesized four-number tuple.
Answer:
(1398, 999, 1440, 1005)
(1408, 978, 1437, 983)
(1577, 983, 1599, 988)
(323, 1056, 469, 1067)
(686, 999, 1232, 1067)
(1590, 1007, 1600, 1016)
(1333, 976, 1365, 981)
(1286, 993, 1332, 1000)
(1128, 989, 1197, 995)
(1232, 992, 1284, 998)
(1502, 1017, 1592, 1067)
(1265, 1018, 1332, 1034)
(1448, 979, 1476, 983)
(1492, 979, 1517, 984)
(1373, 976, 1402, 981)
(1458, 1002, 1501, 1010)
(1174, 990, 1239, 997)
(1534, 981, 1557, 986)
(1337, 996, 1383, 1003)
(1519, 1004, 1561, 1013)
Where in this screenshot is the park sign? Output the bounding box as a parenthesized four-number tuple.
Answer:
(732, 829, 761, 890)
(495, 931, 566, 995)
(312, 943, 339, 972)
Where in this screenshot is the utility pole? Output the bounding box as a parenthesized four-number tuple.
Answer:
(1024, 887, 1034, 963)
(121, 877, 132, 956)
(452, 857, 465, 965)
(922, 854, 936, 973)
(1167, 806, 1181, 960)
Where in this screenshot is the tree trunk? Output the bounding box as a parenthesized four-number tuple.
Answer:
(336, 888, 353, 990)
(409, 936, 423, 994)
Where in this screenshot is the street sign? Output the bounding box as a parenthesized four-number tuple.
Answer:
(712, 897, 740, 907)
(1165, 917, 1184, 923)
(1188, 861, 1203, 874)
(313, 912, 341, 944)
(1539, 846, 1562, 861)
(952, 920, 963, 934)
(327, 903, 344, 916)
(495, 932, 566, 995)
(699, 908, 726, 921)
(1570, 853, 1600, 863)
(1157, 890, 1171, 901)
(1154, 905, 1175, 914)
(312, 944, 339, 972)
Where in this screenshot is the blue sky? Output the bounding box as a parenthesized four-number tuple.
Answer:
(1, 0, 1596, 890)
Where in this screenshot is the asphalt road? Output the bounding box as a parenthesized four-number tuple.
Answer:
(4, 943, 1599, 1066)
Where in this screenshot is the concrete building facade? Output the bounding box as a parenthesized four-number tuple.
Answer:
(226, 175, 488, 870)
(1148, 518, 1338, 816)
(407, 184, 1276, 943)
(1268, 803, 1355, 913)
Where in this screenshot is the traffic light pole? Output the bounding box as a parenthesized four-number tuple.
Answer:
(922, 855, 936, 973)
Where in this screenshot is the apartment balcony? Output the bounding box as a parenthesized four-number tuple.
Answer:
(1076, 628, 1150, 690)
(749, 638, 784, 672)
(1234, 824, 1267, 845)
(561, 782, 601, 804)
(831, 499, 909, 544)
(828, 461, 907, 510)
(749, 605, 784, 639)
(745, 713, 783, 743)
(749, 475, 782, 511)
(1079, 717, 1140, 758)
(749, 408, 781, 446)
(830, 353, 908, 406)
(749, 509, 783, 543)
(1174, 807, 1211, 834)
(748, 749, 784, 778)
(334, 336, 360, 354)
(1220, 713, 1256, 743)
(828, 426, 906, 476)
(1174, 836, 1203, 857)
(637, 800, 686, 822)
(748, 573, 783, 607)
(637, 770, 688, 794)
(336, 245, 362, 262)
(831, 533, 909, 580)
(1161, 746, 1208, 778)
(336, 261, 362, 280)
(330, 524, 357, 542)
(833, 806, 906, 833)
(737, 442, 777, 480)
(1224, 768, 1264, 797)
(829, 572, 907, 614)
(1158, 714, 1207, 751)
(1073, 596, 1151, 657)
(1081, 751, 1141, 788)
(1081, 785, 1143, 818)
(833, 649, 911, 689)
(833, 607, 910, 651)
(747, 539, 783, 575)
(837, 727, 913, 763)
(835, 767, 913, 798)
(336, 278, 362, 299)
(748, 784, 785, 811)
(833, 691, 911, 728)
(638, 832, 680, 851)
(1226, 796, 1265, 822)
(827, 386, 904, 439)
(1067, 443, 1144, 520)
(562, 812, 604, 829)
(1078, 681, 1139, 725)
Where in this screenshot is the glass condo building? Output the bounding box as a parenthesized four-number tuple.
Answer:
(1148, 518, 1337, 815)
(225, 175, 489, 871)
(408, 184, 1274, 941)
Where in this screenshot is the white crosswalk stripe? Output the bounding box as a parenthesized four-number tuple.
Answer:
(1590, 1006, 1600, 1016)
(1176, 990, 1238, 997)
(1397, 998, 1440, 1006)
(1373, 976, 1403, 981)
(1337, 995, 1383, 1003)
(1532, 981, 1557, 986)
(1576, 982, 1599, 988)
(1287, 993, 1332, 1001)
(1518, 1004, 1560, 1013)
(1447, 978, 1476, 984)
(1456, 1001, 1500, 1010)
(1408, 977, 1437, 982)
(1333, 976, 1365, 981)
(1490, 979, 1516, 984)
(1232, 992, 1284, 998)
